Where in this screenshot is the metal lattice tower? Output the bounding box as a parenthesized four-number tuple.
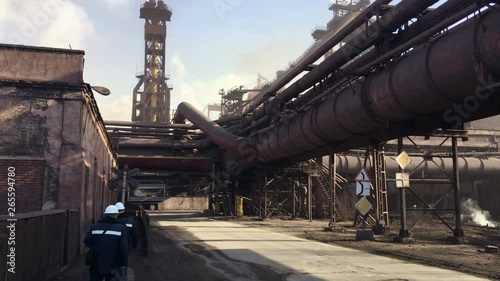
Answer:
(132, 0, 172, 123)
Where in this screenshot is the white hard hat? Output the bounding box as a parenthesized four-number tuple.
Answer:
(115, 202, 125, 211)
(104, 205, 119, 215)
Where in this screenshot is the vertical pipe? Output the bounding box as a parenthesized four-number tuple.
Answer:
(452, 137, 464, 237)
(333, 155, 337, 224)
(121, 170, 127, 203)
(299, 183, 303, 216)
(398, 138, 409, 238)
(329, 153, 334, 225)
(151, 38, 159, 122)
(308, 174, 312, 222)
(258, 175, 262, 219)
(264, 175, 268, 219)
(292, 179, 296, 219)
(373, 148, 381, 223)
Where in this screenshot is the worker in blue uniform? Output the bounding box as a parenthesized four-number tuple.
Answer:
(115, 202, 138, 281)
(84, 205, 128, 281)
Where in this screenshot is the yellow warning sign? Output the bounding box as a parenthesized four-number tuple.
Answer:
(395, 151, 412, 170)
(355, 197, 372, 216)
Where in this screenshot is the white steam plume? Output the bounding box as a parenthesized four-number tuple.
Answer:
(461, 198, 497, 227)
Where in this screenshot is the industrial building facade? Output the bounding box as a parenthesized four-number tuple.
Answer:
(0, 44, 117, 235)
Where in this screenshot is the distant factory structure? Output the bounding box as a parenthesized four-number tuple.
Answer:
(132, 0, 173, 123)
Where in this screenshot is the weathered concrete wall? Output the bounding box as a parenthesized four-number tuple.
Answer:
(0, 45, 116, 228)
(0, 86, 73, 211)
(77, 90, 117, 232)
(0, 44, 84, 84)
(158, 196, 209, 210)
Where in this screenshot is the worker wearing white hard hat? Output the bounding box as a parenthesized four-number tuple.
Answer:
(115, 202, 138, 281)
(115, 202, 125, 211)
(104, 205, 119, 216)
(83, 205, 128, 280)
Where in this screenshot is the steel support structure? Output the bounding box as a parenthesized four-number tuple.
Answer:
(394, 130, 468, 243)
(397, 137, 410, 239)
(328, 153, 337, 226)
(132, 1, 172, 123)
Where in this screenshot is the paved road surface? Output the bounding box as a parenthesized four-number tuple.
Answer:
(151, 211, 488, 281)
(57, 211, 488, 281)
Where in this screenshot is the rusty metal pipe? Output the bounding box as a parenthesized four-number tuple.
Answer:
(247, 0, 440, 126)
(174, 102, 254, 152)
(118, 138, 212, 149)
(289, 0, 486, 112)
(332, 155, 500, 180)
(257, 8, 500, 163)
(105, 120, 194, 129)
(243, 0, 392, 117)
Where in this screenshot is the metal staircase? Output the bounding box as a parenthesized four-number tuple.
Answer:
(309, 158, 347, 219)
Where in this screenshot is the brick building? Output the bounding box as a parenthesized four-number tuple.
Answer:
(0, 44, 117, 234)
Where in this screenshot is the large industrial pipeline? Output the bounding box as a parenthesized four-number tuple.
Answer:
(288, 0, 488, 113)
(245, 0, 391, 115)
(255, 7, 500, 163)
(245, 0, 441, 125)
(172, 6, 500, 170)
(173, 102, 254, 152)
(332, 155, 500, 180)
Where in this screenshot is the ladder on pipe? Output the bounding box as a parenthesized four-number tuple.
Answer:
(373, 147, 389, 228)
(220, 183, 234, 217)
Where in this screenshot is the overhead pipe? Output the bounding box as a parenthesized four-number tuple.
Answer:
(331, 155, 500, 180)
(118, 138, 212, 150)
(243, 0, 466, 134)
(245, 0, 440, 126)
(288, 0, 487, 112)
(105, 120, 194, 129)
(255, 8, 500, 163)
(243, 0, 392, 116)
(348, 2, 491, 82)
(174, 102, 255, 153)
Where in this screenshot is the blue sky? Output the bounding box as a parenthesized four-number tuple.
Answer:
(0, 0, 447, 120)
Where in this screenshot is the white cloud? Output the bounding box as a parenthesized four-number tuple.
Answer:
(97, 94, 133, 121)
(0, 0, 96, 49)
(170, 54, 256, 117)
(234, 39, 299, 76)
(101, 0, 131, 12)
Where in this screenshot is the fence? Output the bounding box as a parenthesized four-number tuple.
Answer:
(0, 209, 80, 281)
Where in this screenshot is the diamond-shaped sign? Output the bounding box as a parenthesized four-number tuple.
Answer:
(395, 151, 412, 170)
(355, 197, 372, 216)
